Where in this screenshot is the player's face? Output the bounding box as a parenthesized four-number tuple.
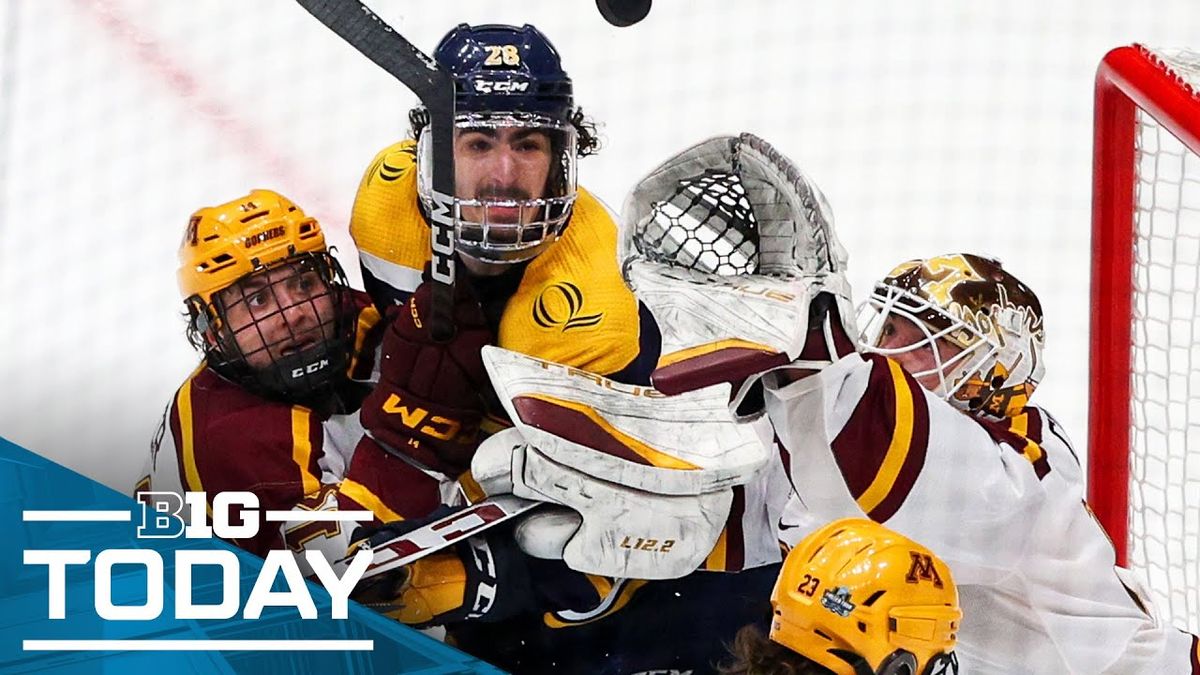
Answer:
(218, 261, 336, 370)
(875, 314, 964, 391)
(453, 125, 553, 228)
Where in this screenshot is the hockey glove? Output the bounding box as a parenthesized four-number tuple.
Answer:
(349, 507, 530, 627)
(360, 272, 495, 476)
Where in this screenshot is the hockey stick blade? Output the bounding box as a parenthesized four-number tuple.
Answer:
(296, 0, 457, 340)
(343, 494, 542, 581)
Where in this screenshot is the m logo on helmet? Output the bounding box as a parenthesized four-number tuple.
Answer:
(906, 551, 945, 588)
(532, 281, 603, 331)
(186, 216, 201, 246)
(920, 255, 979, 308)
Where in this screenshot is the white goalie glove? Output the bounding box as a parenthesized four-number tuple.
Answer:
(467, 346, 770, 580)
(620, 133, 857, 413)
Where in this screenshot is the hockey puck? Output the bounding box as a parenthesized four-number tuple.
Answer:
(596, 0, 652, 27)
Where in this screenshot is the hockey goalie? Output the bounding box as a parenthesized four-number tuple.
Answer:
(614, 132, 1199, 674)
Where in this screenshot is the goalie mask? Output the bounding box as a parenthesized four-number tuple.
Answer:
(771, 518, 961, 675)
(178, 189, 354, 404)
(620, 133, 855, 402)
(858, 253, 1045, 418)
(417, 23, 579, 265)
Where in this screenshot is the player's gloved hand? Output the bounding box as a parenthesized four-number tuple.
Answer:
(348, 506, 529, 627)
(352, 549, 473, 626)
(360, 271, 495, 476)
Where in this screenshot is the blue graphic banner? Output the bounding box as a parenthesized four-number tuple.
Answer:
(0, 436, 506, 674)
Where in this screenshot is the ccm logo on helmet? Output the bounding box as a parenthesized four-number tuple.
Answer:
(291, 359, 330, 379)
(244, 226, 286, 249)
(472, 79, 530, 94)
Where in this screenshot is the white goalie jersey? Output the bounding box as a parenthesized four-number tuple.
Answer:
(764, 351, 1199, 674)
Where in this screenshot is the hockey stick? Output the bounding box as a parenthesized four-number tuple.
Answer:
(340, 494, 542, 582)
(296, 0, 457, 341)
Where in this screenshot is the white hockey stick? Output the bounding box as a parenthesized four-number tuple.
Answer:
(342, 494, 541, 581)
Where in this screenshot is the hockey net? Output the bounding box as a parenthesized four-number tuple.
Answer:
(1090, 44, 1200, 633)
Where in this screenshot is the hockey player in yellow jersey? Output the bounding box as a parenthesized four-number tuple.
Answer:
(349, 29, 652, 381)
(338, 23, 786, 675)
(341, 21, 660, 534)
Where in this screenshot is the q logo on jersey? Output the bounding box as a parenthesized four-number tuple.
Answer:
(533, 281, 603, 332)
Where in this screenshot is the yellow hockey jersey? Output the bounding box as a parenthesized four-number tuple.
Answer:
(350, 139, 655, 380)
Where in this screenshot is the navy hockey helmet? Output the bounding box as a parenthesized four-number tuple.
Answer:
(433, 23, 574, 120)
(417, 23, 580, 266)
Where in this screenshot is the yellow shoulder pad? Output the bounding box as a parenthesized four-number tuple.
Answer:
(499, 188, 642, 376)
(350, 139, 430, 282)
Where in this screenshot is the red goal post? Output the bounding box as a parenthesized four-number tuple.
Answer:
(1089, 44, 1200, 630)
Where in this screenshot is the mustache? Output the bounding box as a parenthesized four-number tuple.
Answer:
(474, 185, 533, 201)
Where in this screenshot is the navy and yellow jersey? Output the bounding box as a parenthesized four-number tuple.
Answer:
(135, 290, 382, 557)
(350, 139, 660, 384)
(449, 561, 780, 675)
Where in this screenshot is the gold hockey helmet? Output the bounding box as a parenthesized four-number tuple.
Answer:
(770, 518, 961, 675)
(177, 189, 352, 403)
(178, 188, 327, 303)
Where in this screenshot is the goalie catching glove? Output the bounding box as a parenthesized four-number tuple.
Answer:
(619, 133, 857, 411)
(359, 269, 494, 476)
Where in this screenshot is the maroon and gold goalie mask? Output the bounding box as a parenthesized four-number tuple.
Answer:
(858, 253, 1046, 418)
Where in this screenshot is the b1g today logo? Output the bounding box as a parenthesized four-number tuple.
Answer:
(20, 491, 375, 652)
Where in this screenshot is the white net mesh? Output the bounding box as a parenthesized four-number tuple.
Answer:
(1131, 47, 1200, 633)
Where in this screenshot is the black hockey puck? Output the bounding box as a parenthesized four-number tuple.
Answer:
(596, 0, 652, 27)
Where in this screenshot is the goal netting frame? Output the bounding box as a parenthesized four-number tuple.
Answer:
(1089, 43, 1200, 632)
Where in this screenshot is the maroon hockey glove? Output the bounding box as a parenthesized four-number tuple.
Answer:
(360, 275, 495, 476)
